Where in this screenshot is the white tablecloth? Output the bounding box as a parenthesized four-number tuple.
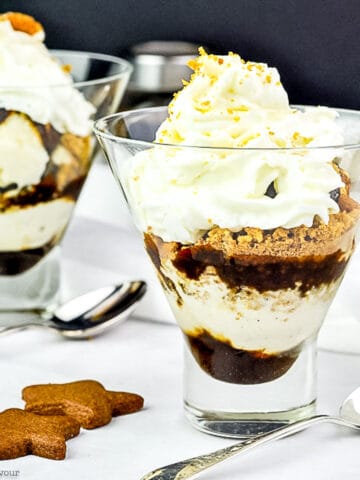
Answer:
(0, 160, 359, 479)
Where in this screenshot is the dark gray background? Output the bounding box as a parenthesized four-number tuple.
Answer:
(1, 0, 359, 109)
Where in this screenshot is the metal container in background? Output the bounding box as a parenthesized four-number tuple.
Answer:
(121, 41, 200, 109)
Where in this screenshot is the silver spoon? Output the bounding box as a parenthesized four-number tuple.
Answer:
(141, 386, 360, 480)
(0, 281, 146, 339)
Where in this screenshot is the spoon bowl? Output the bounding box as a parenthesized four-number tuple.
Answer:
(140, 386, 360, 480)
(0, 281, 147, 339)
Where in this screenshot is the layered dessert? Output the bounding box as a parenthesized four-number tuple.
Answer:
(0, 13, 94, 275)
(121, 49, 360, 384)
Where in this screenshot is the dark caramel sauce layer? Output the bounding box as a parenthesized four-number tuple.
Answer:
(0, 109, 10, 124)
(172, 246, 348, 295)
(144, 233, 183, 306)
(144, 232, 161, 270)
(0, 175, 86, 212)
(186, 330, 299, 384)
(0, 243, 54, 276)
(145, 232, 349, 296)
(34, 122, 62, 154)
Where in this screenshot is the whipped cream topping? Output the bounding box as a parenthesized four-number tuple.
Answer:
(122, 50, 345, 243)
(0, 20, 94, 136)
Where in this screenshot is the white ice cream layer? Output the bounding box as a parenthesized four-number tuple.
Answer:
(0, 20, 94, 136)
(0, 113, 49, 189)
(0, 199, 74, 251)
(121, 51, 345, 243)
(161, 261, 343, 353)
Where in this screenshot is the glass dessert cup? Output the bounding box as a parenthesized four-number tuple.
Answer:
(0, 51, 132, 312)
(95, 106, 360, 438)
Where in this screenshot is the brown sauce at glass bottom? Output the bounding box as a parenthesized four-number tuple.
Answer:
(186, 330, 299, 384)
(0, 243, 54, 276)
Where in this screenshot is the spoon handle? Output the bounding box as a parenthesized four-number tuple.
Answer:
(0, 312, 52, 335)
(141, 415, 355, 480)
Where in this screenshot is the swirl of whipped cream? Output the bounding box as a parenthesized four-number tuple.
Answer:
(0, 20, 94, 136)
(122, 50, 344, 244)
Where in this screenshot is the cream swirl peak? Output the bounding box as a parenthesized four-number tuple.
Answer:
(122, 49, 345, 244)
(0, 18, 94, 136)
(156, 49, 343, 149)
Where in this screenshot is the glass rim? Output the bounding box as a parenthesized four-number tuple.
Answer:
(0, 49, 133, 89)
(94, 105, 360, 152)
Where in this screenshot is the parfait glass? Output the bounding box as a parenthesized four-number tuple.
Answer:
(95, 106, 360, 438)
(0, 51, 132, 312)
